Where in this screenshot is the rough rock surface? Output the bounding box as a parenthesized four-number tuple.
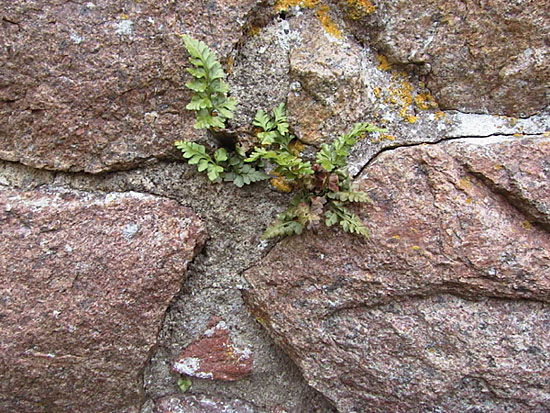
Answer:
(0, 0, 259, 172)
(173, 315, 253, 381)
(0, 187, 206, 412)
(155, 394, 259, 413)
(342, 0, 550, 116)
(244, 135, 550, 412)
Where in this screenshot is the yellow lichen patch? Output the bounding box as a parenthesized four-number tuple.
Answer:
(521, 220, 533, 231)
(275, 0, 319, 11)
(465, 197, 473, 204)
(380, 134, 396, 141)
(225, 55, 235, 75)
(457, 178, 472, 191)
(275, 0, 342, 39)
(346, 0, 376, 19)
(377, 54, 392, 71)
(373, 86, 382, 99)
(388, 75, 421, 124)
(270, 177, 293, 192)
(493, 164, 504, 171)
(315, 4, 343, 38)
(247, 24, 262, 36)
(505, 117, 519, 127)
(543, 131, 550, 136)
(411, 245, 421, 251)
(289, 140, 305, 156)
(435, 111, 447, 120)
(391, 234, 400, 240)
(414, 93, 438, 110)
(513, 133, 523, 137)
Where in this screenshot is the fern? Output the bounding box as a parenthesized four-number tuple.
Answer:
(181, 35, 237, 129)
(327, 190, 373, 203)
(317, 122, 386, 172)
(175, 36, 384, 240)
(263, 219, 304, 239)
(247, 103, 313, 180)
(325, 204, 370, 237)
(223, 154, 269, 187)
(174, 141, 226, 181)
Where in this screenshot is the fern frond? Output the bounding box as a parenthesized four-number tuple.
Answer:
(317, 122, 387, 172)
(181, 35, 237, 129)
(327, 190, 373, 203)
(262, 219, 303, 239)
(223, 155, 269, 187)
(325, 204, 369, 237)
(174, 141, 226, 182)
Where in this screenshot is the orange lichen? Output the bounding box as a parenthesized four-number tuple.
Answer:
(346, 0, 376, 19)
(458, 178, 472, 191)
(275, 0, 319, 11)
(289, 140, 305, 156)
(315, 4, 343, 38)
(435, 111, 447, 120)
(521, 220, 533, 231)
(247, 24, 262, 36)
(275, 0, 342, 39)
(414, 93, 438, 110)
(270, 177, 293, 192)
(377, 54, 392, 71)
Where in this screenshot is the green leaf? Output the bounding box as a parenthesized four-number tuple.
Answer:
(182, 35, 237, 130)
(257, 131, 279, 145)
(325, 210, 339, 226)
(326, 204, 370, 237)
(186, 95, 212, 111)
(187, 67, 206, 78)
(214, 148, 228, 163)
(185, 80, 207, 93)
(327, 190, 373, 203)
(207, 164, 224, 181)
(263, 220, 303, 239)
(177, 377, 192, 393)
(181, 35, 204, 59)
(197, 159, 209, 172)
(273, 102, 289, 136)
(253, 109, 275, 132)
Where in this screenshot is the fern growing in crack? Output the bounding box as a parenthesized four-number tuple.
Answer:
(175, 36, 386, 239)
(181, 35, 237, 130)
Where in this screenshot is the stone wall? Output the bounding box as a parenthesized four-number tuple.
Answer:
(1, 1, 549, 412)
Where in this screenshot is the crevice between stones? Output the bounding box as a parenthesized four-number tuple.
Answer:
(355, 131, 549, 179)
(324, 289, 550, 321)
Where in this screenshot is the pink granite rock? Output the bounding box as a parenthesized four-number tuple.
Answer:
(341, 0, 550, 116)
(244, 135, 550, 412)
(0, 0, 258, 172)
(173, 316, 253, 381)
(0, 187, 206, 412)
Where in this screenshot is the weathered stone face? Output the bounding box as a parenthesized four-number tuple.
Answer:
(172, 315, 253, 381)
(0, 187, 206, 412)
(0, 0, 258, 173)
(244, 136, 550, 412)
(341, 0, 550, 116)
